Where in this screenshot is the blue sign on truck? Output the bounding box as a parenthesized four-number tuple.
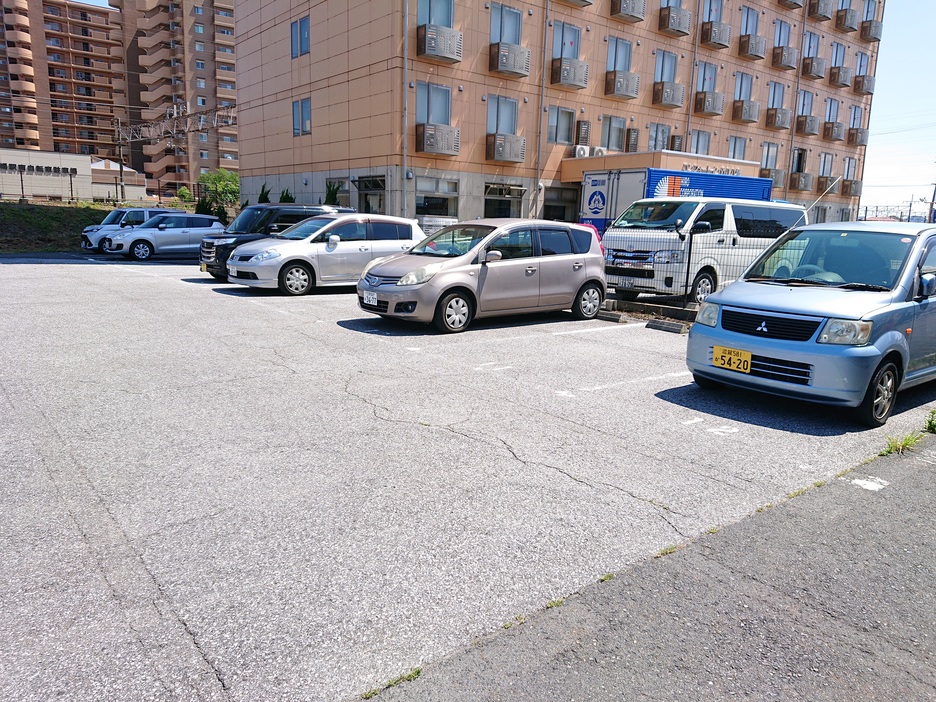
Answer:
(580, 168, 774, 233)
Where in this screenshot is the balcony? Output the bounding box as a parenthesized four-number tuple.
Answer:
(778, 0, 803, 7)
(659, 6, 691, 37)
(842, 179, 862, 197)
(807, 0, 833, 21)
(790, 172, 814, 191)
(694, 91, 725, 116)
(760, 168, 786, 188)
(738, 34, 767, 61)
(417, 24, 463, 63)
(556, 0, 592, 6)
(489, 42, 530, 78)
(796, 114, 821, 136)
(551, 57, 588, 89)
(801, 56, 828, 80)
(732, 99, 761, 123)
(835, 8, 859, 32)
(847, 127, 869, 146)
(854, 74, 875, 95)
(700, 21, 731, 49)
(860, 20, 882, 42)
(652, 81, 685, 108)
(830, 66, 854, 87)
(772, 45, 799, 70)
(605, 70, 639, 100)
(823, 121, 846, 142)
(610, 0, 646, 23)
(817, 175, 840, 194)
(416, 123, 460, 156)
(486, 133, 525, 163)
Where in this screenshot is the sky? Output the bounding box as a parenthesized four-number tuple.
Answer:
(77, 0, 929, 216)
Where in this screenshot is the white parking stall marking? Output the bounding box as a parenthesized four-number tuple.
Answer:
(475, 362, 513, 372)
(552, 323, 646, 335)
(707, 426, 740, 436)
(851, 476, 889, 491)
(682, 418, 705, 425)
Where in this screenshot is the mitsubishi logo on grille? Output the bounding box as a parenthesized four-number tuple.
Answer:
(756, 321, 769, 333)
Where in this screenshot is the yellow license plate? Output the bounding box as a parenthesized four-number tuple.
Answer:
(712, 345, 752, 373)
(200, 263, 207, 272)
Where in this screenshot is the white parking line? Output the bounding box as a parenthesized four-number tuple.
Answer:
(852, 476, 889, 491)
(552, 323, 646, 335)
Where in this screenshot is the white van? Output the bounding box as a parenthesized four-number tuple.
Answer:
(602, 197, 807, 303)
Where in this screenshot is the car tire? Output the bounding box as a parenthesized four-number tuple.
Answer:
(278, 263, 314, 295)
(693, 373, 723, 390)
(856, 360, 899, 428)
(690, 271, 716, 304)
(96, 240, 109, 254)
(434, 292, 473, 333)
(572, 283, 603, 320)
(130, 240, 153, 261)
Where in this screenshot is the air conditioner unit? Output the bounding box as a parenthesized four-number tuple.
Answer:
(417, 24, 463, 63)
(610, 0, 646, 23)
(659, 6, 691, 36)
(573, 144, 590, 158)
(700, 21, 731, 49)
(591, 146, 608, 157)
(669, 134, 684, 152)
(738, 34, 767, 61)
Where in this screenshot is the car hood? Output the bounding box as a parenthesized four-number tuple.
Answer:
(231, 237, 293, 255)
(709, 280, 898, 320)
(369, 252, 470, 276)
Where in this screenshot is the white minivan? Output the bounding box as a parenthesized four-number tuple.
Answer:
(602, 197, 807, 303)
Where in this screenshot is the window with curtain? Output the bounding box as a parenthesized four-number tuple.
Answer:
(607, 37, 632, 72)
(654, 50, 677, 82)
(418, 0, 453, 27)
(416, 82, 451, 125)
(734, 72, 753, 101)
(696, 61, 718, 92)
(487, 95, 518, 134)
(490, 3, 521, 44)
(552, 22, 581, 59)
(547, 106, 575, 144)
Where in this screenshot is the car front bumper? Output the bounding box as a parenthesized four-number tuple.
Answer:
(226, 258, 280, 288)
(356, 279, 436, 322)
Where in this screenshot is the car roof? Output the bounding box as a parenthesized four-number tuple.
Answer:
(633, 197, 805, 208)
(242, 204, 355, 211)
(459, 218, 593, 228)
(794, 221, 936, 236)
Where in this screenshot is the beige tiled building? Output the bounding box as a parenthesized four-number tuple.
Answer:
(0, 0, 237, 199)
(235, 0, 882, 226)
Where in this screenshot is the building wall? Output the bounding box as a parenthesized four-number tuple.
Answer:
(235, 0, 882, 224)
(0, 146, 91, 200)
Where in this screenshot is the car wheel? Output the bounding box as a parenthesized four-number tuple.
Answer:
(690, 271, 716, 304)
(130, 240, 153, 261)
(693, 373, 723, 390)
(278, 263, 314, 295)
(96, 240, 109, 253)
(572, 283, 603, 320)
(434, 292, 472, 333)
(856, 360, 899, 428)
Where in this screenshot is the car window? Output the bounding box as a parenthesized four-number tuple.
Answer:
(569, 227, 594, 254)
(188, 217, 215, 228)
(921, 244, 936, 276)
(123, 211, 147, 226)
(490, 228, 534, 260)
(369, 221, 406, 240)
(275, 212, 313, 226)
(162, 216, 186, 229)
(539, 228, 574, 256)
(695, 206, 725, 231)
(329, 221, 366, 242)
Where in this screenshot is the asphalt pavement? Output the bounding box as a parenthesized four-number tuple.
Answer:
(373, 439, 936, 702)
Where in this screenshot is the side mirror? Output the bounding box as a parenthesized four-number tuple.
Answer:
(921, 272, 936, 298)
(268, 224, 280, 233)
(120, 221, 130, 228)
(328, 234, 341, 245)
(690, 221, 713, 234)
(157, 224, 167, 230)
(485, 249, 503, 263)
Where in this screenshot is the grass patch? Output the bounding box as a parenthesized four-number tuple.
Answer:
(655, 545, 679, 558)
(706, 526, 720, 534)
(503, 614, 526, 629)
(756, 503, 775, 513)
(786, 487, 809, 499)
(361, 668, 422, 699)
(924, 409, 936, 434)
(598, 573, 615, 583)
(546, 598, 565, 609)
(880, 432, 923, 456)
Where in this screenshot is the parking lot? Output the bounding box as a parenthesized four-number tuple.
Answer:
(2, 254, 934, 701)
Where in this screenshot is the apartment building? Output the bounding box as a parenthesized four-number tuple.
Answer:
(234, 0, 883, 226)
(0, 0, 237, 199)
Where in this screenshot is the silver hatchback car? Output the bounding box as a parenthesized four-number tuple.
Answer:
(356, 219, 607, 332)
(687, 221, 936, 426)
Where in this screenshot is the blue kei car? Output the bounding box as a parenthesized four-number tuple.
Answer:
(687, 221, 936, 427)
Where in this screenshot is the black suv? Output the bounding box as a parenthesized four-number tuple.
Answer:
(199, 204, 355, 279)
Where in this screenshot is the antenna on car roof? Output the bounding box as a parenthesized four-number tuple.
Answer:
(789, 176, 842, 230)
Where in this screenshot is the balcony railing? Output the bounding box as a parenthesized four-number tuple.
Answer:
(854, 74, 875, 95)
(489, 42, 530, 78)
(551, 57, 588, 89)
(860, 20, 882, 42)
(486, 133, 525, 163)
(847, 127, 869, 146)
(738, 34, 767, 61)
(822, 121, 846, 142)
(830, 66, 854, 87)
(416, 123, 460, 156)
(417, 24, 463, 63)
(796, 115, 821, 136)
(772, 45, 799, 70)
(835, 8, 859, 32)
(694, 91, 725, 116)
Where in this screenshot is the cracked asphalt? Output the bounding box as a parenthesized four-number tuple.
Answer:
(1, 255, 933, 701)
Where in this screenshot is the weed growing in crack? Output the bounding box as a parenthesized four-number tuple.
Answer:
(362, 668, 422, 699)
(925, 409, 936, 434)
(546, 598, 565, 609)
(599, 573, 615, 583)
(655, 545, 678, 558)
(880, 432, 923, 456)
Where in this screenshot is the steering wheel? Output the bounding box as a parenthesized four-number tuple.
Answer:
(790, 264, 824, 278)
(790, 265, 844, 284)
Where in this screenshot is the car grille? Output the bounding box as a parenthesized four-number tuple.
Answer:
(721, 309, 822, 341)
(231, 254, 254, 262)
(359, 295, 389, 313)
(606, 266, 654, 279)
(363, 273, 401, 287)
(200, 242, 216, 262)
(749, 354, 813, 385)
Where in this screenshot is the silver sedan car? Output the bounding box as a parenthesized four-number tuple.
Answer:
(356, 219, 607, 333)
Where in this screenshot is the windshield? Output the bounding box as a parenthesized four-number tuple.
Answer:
(611, 201, 698, 230)
(100, 210, 126, 225)
(273, 217, 336, 240)
(745, 229, 915, 290)
(410, 224, 495, 257)
(226, 207, 271, 234)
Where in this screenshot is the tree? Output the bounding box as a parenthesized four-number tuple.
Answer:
(257, 183, 271, 203)
(279, 188, 296, 203)
(177, 185, 193, 202)
(196, 169, 240, 210)
(324, 181, 341, 206)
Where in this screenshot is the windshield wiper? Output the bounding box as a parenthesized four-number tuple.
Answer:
(835, 282, 890, 292)
(764, 277, 835, 286)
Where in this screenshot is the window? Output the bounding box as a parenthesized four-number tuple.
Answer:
(831, 41, 846, 67)
(416, 82, 451, 125)
(547, 106, 574, 144)
(196, 78, 205, 88)
(193, 5, 203, 14)
(803, 31, 819, 58)
(195, 42, 204, 52)
(792, 148, 807, 173)
(734, 72, 753, 101)
(849, 105, 863, 128)
(199, 150, 208, 159)
(797, 89, 813, 116)
(197, 96, 207, 107)
(701, 0, 722, 22)
(601, 115, 626, 150)
(219, 82, 235, 90)
(219, 64, 234, 71)
(607, 37, 632, 72)
(862, 0, 876, 21)
(330, 221, 367, 242)
(218, 28, 233, 36)
(291, 16, 310, 57)
(195, 60, 205, 70)
(768, 81, 785, 109)
(198, 133, 208, 142)
(552, 21, 580, 59)
(761, 142, 779, 169)
(487, 95, 517, 134)
(728, 136, 746, 160)
(418, 0, 453, 27)
(843, 156, 857, 180)
(856, 51, 870, 76)
(291, 97, 311, 136)
(661, 0, 682, 6)
(655, 49, 677, 82)
(194, 23, 204, 33)
(696, 61, 717, 92)
(490, 3, 521, 44)
(825, 98, 839, 122)
(819, 152, 834, 177)
(774, 20, 790, 47)
(690, 130, 710, 155)
(369, 222, 410, 241)
(539, 229, 574, 256)
(648, 123, 671, 151)
(490, 228, 533, 259)
(740, 6, 758, 35)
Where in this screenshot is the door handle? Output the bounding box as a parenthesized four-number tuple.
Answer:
(526, 267, 538, 273)
(359, 246, 369, 251)
(573, 262, 583, 270)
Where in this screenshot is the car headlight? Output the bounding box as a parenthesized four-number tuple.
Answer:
(653, 250, 683, 264)
(84, 226, 100, 233)
(818, 319, 872, 345)
(695, 301, 720, 327)
(111, 231, 128, 240)
(249, 249, 281, 263)
(397, 262, 444, 286)
(210, 237, 237, 246)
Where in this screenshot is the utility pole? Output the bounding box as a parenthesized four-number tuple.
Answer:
(930, 183, 936, 223)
